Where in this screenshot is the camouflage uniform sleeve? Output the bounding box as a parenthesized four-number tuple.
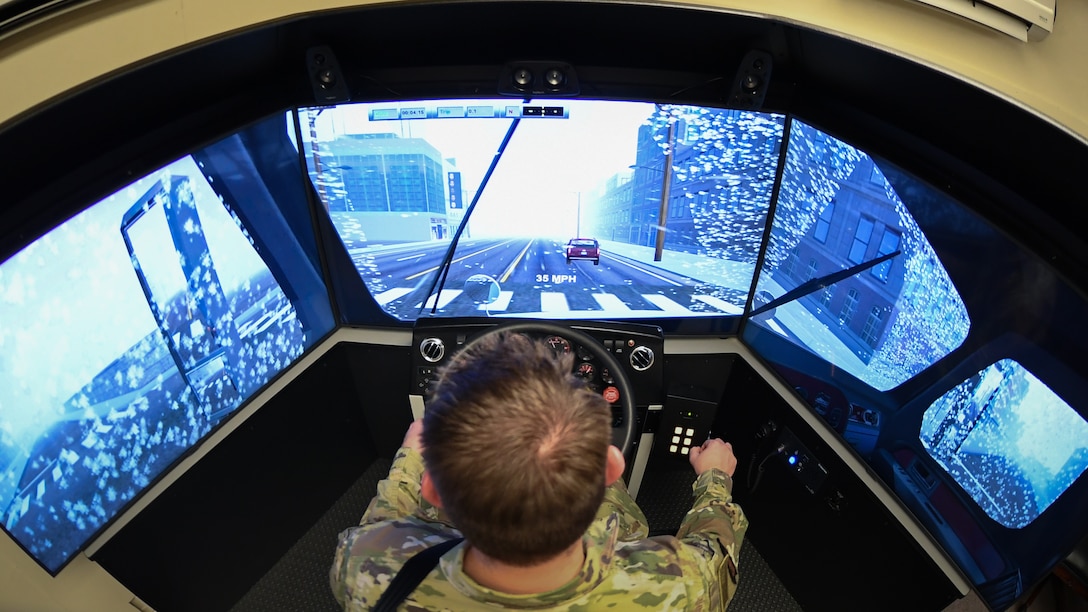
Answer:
(331, 449, 454, 609)
(359, 447, 448, 526)
(676, 468, 749, 606)
(595, 479, 650, 541)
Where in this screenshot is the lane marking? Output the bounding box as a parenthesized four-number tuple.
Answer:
(601, 253, 683, 286)
(406, 240, 515, 281)
(500, 240, 534, 283)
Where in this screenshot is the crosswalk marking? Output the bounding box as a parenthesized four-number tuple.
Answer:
(400, 287, 744, 316)
(374, 286, 414, 305)
(766, 319, 788, 336)
(642, 294, 691, 313)
(592, 293, 630, 311)
(540, 292, 570, 312)
(693, 295, 744, 314)
(477, 291, 514, 312)
(423, 289, 462, 309)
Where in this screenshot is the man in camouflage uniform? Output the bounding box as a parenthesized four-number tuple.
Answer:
(330, 332, 748, 610)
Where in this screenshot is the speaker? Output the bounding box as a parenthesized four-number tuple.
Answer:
(729, 50, 773, 109)
(306, 45, 351, 104)
(497, 61, 580, 97)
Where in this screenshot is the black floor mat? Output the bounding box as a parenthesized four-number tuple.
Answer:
(230, 458, 392, 612)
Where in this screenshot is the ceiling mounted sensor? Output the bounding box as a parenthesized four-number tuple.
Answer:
(306, 45, 351, 104)
(908, 0, 1055, 41)
(498, 61, 580, 96)
(729, 50, 773, 110)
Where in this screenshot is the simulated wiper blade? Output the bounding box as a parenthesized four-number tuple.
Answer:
(750, 250, 901, 318)
(425, 115, 522, 314)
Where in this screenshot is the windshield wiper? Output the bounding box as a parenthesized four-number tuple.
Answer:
(424, 115, 523, 315)
(750, 250, 901, 318)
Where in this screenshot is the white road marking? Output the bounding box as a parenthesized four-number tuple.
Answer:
(373, 286, 414, 305)
(693, 295, 744, 314)
(642, 294, 690, 313)
(478, 291, 514, 312)
(540, 292, 570, 312)
(592, 293, 631, 311)
(423, 289, 463, 309)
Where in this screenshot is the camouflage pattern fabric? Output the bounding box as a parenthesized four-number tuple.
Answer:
(330, 447, 748, 611)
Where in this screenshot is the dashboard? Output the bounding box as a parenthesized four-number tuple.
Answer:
(410, 319, 666, 455)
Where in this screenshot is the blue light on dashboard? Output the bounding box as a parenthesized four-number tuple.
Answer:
(788, 455, 798, 466)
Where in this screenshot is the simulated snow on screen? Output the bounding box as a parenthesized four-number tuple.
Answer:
(0, 155, 324, 573)
(747, 121, 969, 391)
(303, 100, 967, 392)
(301, 100, 782, 321)
(920, 359, 1088, 529)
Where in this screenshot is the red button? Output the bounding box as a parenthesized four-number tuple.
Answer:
(602, 386, 620, 403)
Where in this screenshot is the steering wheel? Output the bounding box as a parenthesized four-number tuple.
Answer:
(461, 321, 638, 457)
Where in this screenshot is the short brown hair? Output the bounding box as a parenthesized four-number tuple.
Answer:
(422, 331, 611, 566)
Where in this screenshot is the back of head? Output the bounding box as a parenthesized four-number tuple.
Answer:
(422, 332, 611, 566)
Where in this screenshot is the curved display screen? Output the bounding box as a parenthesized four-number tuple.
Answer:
(301, 100, 781, 321)
(747, 121, 969, 391)
(921, 359, 1088, 528)
(0, 118, 334, 573)
(303, 100, 969, 391)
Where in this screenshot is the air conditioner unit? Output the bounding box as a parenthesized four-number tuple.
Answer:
(909, 0, 1055, 41)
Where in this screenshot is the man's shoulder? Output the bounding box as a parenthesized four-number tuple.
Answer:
(337, 518, 459, 561)
(332, 518, 463, 610)
(613, 535, 701, 568)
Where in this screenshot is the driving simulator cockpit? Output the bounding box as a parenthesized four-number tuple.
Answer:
(2, 2, 1087, 611)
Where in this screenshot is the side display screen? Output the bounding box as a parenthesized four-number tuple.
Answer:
(0, 137, 333, 573)
(921, 359, 1088, 528)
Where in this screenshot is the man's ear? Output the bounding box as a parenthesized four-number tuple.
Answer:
(421, 470, 443, 508)
(605, 445, 626, 486)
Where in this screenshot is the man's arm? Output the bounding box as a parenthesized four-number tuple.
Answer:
(596, 478, 650, 541)
(331, 421, 450, 607)
(677, 439, 750, 606)
(358, 420, 447, 526)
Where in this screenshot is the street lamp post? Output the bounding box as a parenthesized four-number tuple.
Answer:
(630, 116, 676, 261)
(654, 118, 676, 262)
(576, 191, 582, 237)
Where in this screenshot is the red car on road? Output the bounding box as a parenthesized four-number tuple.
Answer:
(565, 238, 600, 265)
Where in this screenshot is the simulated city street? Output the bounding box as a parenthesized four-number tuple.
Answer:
(351, 238, 747, 319)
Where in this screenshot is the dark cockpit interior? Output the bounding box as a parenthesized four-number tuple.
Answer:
(2, 2, 1087, 611)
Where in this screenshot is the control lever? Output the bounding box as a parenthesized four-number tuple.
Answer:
(747, 441, 787, 494)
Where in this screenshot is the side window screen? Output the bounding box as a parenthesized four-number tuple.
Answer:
(0, 121, 333, 574)
(920, 359, 1088, 528)
(747, 121, 969, 390)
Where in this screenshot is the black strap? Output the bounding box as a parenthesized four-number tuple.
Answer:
(372, 537, 464, 611)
